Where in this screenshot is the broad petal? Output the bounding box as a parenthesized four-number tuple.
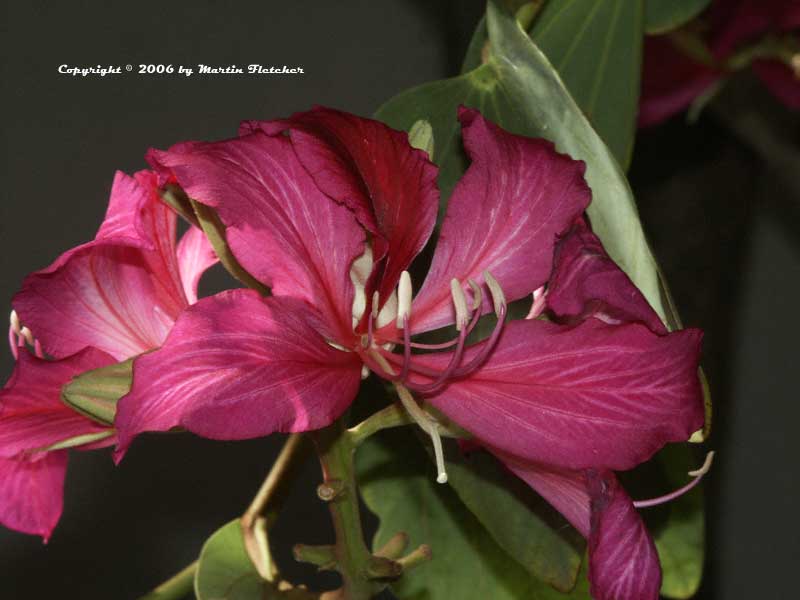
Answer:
(0, 452, 67, 542)
(147, 133, 365, 341)
(587, 470, 661, 600)
(424, 318, 704, 471)
(13, 171, 188, 360)
(176, 226, 218, 305)
(114, 290, 363, 458)
(0, 348, 114, 457)
(243, 107, 440, 303)
(547, 217, 667, 334)
(409, 108, 590, 333)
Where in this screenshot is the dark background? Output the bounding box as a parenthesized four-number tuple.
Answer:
(1, 1, 798, 598)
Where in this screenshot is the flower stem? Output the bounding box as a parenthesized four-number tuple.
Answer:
(313, 421, 380, 600)
(137, 561, 197, 600)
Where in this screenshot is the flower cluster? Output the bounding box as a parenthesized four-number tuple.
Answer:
(0, 106, 705, 600)
(640, 0, 800, 126)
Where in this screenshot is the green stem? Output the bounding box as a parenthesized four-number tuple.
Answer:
(312, 421, 377, 600)
(137, 561, 197, 600)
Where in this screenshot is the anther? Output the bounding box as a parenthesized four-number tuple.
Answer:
(371, 291, 380, 320)
(526, 285, 547, 320)
(20, 326, 34, 346)
(450, 279, 469, 331)
(633, 451, 715, 509)
(467, 279, 482, 312)
(483, 271, 506, 315)
(397, 271, 412, 329)
(9, 310, 21, 335)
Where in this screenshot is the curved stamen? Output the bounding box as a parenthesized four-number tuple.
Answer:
(633, 451, 715, 509)
(402, 325, 468, 395)
(396, 384, 448, 484)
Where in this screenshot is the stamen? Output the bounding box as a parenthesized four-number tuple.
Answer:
(396, 384, 448, 484)
(633, 451, 715, 509)
(467, 279, 483, 313)
(20, 326, 34, 346)
(402, 326, 468, 395)
(397, 271, 412, 329)
(450, 279, 469, 331)
(367, 291, 379, 348)
(483, 271, 506, 315)
(10, 310, 21, 335)
(400, 314, 412, 382)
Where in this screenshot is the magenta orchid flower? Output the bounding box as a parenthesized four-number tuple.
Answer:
(113, 106, 704, 598)
(640, 0, 800, 127)
(0, 170, 217, 540)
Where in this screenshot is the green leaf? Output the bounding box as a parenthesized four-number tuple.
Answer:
(461, 0, 643, 170)
(190, 199, 270, 296)
(195, 520, 315, 600)
(357, 430, 591, 599)
(443, 443, 585, 592)
(377, 0, 676, 327)
(61, 358, 133, 425)
(645, 0, 711, 34)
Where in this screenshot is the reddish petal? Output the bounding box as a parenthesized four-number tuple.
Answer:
(424, 318, 704, 471)
(147, 132, 365, 341)
(0, 452, 67, 542)
(409, 108, 590, 333)
(13, 171, 188, 360)
(176, 226, 218, 305)
(243, 107, 440, 304)
(114, 290, 363, 458)
(587, 470, 661, 600)
(0, 348, 114, 457)
(547, 217, 667, 334)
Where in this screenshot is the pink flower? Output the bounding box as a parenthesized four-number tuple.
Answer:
(115, 107, 704, 597)
(640, 0, 800, 126)
(0, 170, 217, 540)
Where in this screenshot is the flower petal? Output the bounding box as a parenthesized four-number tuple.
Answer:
(13, 171, 188, 360)
(547, 217, 667, 334)
(0, 348, 115, 457)
(424, 318, 704, 471)
(0, 452, 67, 542)
(147, 132, 365, 341)
(409, 108, 590, 333)
(753, 60, 800, 109)
(243, 107, 440, 304)
(176, 226, 218, 305)
(586, 470, 661, 600)
(114, 290, 363, 458)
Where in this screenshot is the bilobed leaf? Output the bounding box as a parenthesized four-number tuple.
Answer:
(357, 429, 591, 599)
(645, 0, 711, 34)
(377, 0, 675, 327)
(61, 358, 133, 425)
(195, 520, 315, 600)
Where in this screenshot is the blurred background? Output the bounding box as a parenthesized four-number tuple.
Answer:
(1, 1, 798, 598)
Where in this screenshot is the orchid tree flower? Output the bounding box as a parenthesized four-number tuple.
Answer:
(114, 107, 704, 598)
(0, 170, 217, 540)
